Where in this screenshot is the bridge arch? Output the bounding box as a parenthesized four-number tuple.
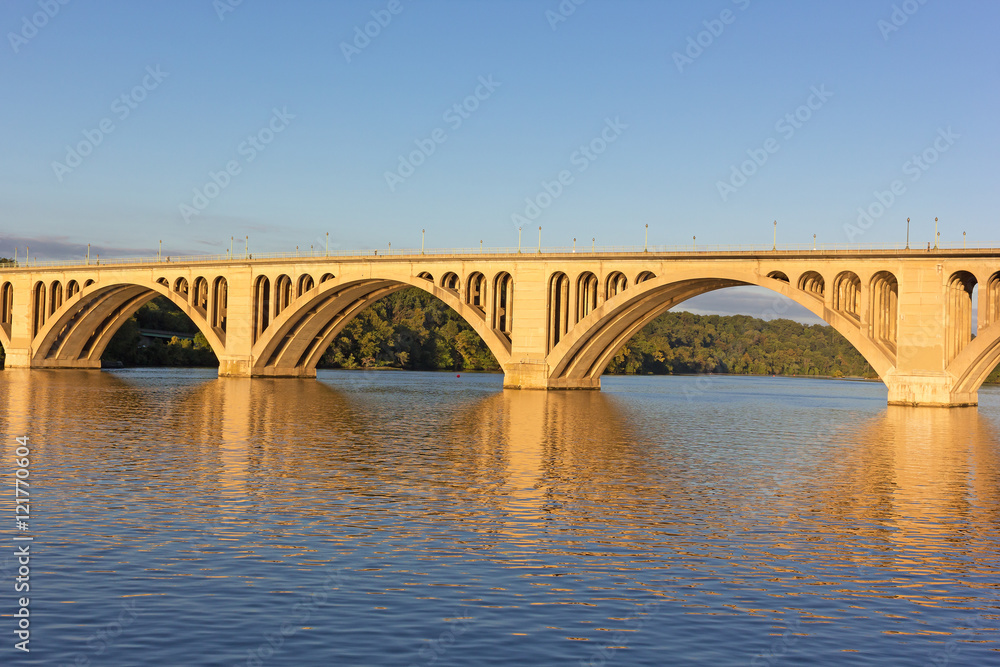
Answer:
(949, 320, 1000, 398)
(250, 275, 512, 377)
(29, 278, 225, 369)
(545, 267, 895, 387)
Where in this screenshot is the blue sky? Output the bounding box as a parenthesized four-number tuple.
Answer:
(2, 0, 997, 320)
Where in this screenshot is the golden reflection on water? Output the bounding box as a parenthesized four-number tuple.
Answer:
(2, 369, 999, 644)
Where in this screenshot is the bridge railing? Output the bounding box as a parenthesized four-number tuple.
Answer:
(3, 242, 999, 268)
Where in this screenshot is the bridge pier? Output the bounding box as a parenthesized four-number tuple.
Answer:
(502, 361, 600, 390)
(885, 373, 978, 408)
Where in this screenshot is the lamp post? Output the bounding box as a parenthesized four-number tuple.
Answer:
(573, 237, 576, 253)
(644, 224, 648, 252)
(388, 242, 391, 255)
(158, 239, 162, 261)
(518, 227, 522, 253)
(480, 239, 483, 253)
(934, 217, 939, 249)
(325, 232, 329, 256)
(813, 233, 816, 251)
(592, 237, 595, 252)
(772, 220, 777, 251)
(693, 235, 696, 251)
(963, 231, 966, 249)
(537, 226, 541, 253)
(421, 229, 425, 254)
(906, 218, 910, 250)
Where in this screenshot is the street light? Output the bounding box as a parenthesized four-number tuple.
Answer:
(325, 232, 329, 256)
(518, 227, 522, 253)
(537, 226, 541, 253)
(693, 235, 696, 251)
(644, 224, 648, 252)
(772, 220, 777, 251)
(906, 218, 910, 250)
(421, 229, 425, 254)
(813, 233, 816, 251)
(934, 217, 939, 249)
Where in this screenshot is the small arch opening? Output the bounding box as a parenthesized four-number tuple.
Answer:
(767, 271, 790, 283)
(296, 274, 315, 297)
(797, 271, 825, 298)
(548, 272, 570, 351)
(577, 271, 599, 322)
(493, 272, 514, 337)
(466, 272, 487, 312)
(833, 271, 861, 320)
(441, 272, 460, 292)
(606, 272, 627, 300)
(870, 271, 898, 352)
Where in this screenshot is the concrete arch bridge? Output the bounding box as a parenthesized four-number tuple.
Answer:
(1, 247, 998, 407)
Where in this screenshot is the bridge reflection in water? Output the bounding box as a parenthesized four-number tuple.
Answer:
(2, 369, 998, 663)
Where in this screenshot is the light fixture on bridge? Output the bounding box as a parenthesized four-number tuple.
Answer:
(518, 227, 522, 253)
(644, 224, 648, 252)
(326, 232, 329, 256)
(538, 226, 541, 253)
(773, 220, 777, 251)
(934, 217, 939, 249)
(906, 218, 910, 250)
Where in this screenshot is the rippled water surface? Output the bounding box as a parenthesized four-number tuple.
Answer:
(2, 369, 999, 666)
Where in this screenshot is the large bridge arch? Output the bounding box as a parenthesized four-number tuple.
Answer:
(29, 279, 224, 368)
(948, 323, 1000, 398)
(250, 274, 513, 377)
(545, 267, 896, 387)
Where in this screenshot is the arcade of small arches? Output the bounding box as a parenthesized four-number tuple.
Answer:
(2, 253, 999, 407)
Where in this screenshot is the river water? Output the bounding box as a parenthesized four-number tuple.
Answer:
(1, 369, 998, 666)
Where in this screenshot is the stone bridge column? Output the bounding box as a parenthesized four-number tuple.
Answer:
(3, 276, 35, 370)
(217, 265, 255, 377)
(885, 262, 974, 407)
(501, 264, 597, 390)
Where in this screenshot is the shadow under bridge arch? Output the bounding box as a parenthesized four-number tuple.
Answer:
(249, 276, 513, 377)
(544, 270, 896, 387)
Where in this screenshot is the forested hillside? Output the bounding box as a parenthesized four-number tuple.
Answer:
(3, 287, 998, 383)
